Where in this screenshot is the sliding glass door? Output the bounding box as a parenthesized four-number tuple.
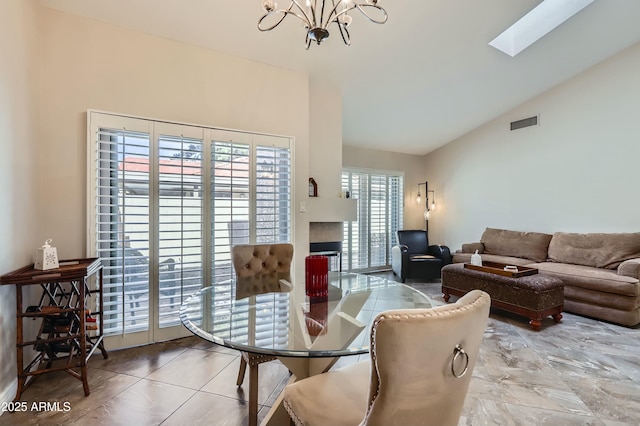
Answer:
(88, 112, 292, 349)
(342, 169, 404, 272)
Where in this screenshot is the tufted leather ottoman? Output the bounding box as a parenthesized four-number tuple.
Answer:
(441, 263, 564, 330)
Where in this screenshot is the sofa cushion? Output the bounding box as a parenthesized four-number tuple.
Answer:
(460, 242, 484, 254)
(563, 299, 640, 327)
(530, 262, 640, 297)
(564, 285, 640, 311)
(480, 228, 552, 263)
(548, 232, 640, 269)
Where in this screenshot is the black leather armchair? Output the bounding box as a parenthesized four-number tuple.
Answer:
(391, 230, 451, 283)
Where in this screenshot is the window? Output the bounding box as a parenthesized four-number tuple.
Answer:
(211, 138, 291, 283)
(88, 112, 292, 347)
(342, 169, 404, 272)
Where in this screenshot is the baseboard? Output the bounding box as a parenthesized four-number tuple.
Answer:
(0, 378, 17, 416)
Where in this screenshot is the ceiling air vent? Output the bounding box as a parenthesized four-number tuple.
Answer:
(510, 115, 539, 131)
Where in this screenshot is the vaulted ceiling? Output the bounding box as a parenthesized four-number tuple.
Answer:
(39, 0, 640, 155)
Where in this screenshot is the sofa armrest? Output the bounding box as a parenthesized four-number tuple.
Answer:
(618, 258, 640, 279)
(391, 244, 410, 280)
(461, 242, 484, 254)
(428, 244, 452, 265)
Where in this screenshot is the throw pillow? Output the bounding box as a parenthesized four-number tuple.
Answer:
(548, 232, 640, 269)
(480, 228, 552, 263)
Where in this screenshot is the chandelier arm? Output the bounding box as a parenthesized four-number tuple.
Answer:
(324, 0, 348, 27)
(316, 0, 324, 28)
(291, 0, 315, 27)
(328, 0, 339, 20)
(305, 32, 312, 50)
(258, 3, 312, 32)
(354, 3, 388, 24)
(330, 2, 382, 26)
(258, 11, 288, 31)
(337, 22, 351, 46)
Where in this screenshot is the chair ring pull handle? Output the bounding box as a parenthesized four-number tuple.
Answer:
(451, 344, 469, 378)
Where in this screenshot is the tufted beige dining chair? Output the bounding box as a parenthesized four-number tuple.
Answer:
(232, 243, 294, 300)
(230, 243, 294, 416)
(282, 289, 491, 426)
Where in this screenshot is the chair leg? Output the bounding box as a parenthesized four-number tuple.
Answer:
(248, 362, 259, 426)
(237, 354, 247, 386)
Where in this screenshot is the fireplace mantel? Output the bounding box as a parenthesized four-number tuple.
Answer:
(307, 197, 357, 222)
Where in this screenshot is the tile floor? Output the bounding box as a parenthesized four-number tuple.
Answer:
(1, 275, 639, 426)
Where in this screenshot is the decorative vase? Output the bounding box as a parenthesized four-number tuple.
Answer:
(305, 255, 328, 299)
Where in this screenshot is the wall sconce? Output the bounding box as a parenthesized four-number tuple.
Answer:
(416, 181, 436, 221)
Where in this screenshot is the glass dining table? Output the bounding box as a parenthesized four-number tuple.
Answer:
(180, 272, 433, 426)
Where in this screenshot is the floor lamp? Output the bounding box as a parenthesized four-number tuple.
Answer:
(416, 181, 436, 232)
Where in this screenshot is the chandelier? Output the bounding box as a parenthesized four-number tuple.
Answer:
(258, 0, 388, 49)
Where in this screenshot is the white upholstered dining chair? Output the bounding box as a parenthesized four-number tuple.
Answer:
(282, 289, 491, 426)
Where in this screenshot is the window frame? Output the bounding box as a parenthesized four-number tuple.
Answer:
(87, 110, 295, 347)
(341, 167, 404, 272)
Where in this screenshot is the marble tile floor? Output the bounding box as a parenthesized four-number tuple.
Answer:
(1, 276, 639, 426)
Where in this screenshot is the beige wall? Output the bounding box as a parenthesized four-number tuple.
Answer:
(37, 8, 310, 274)
(0, 0, 41, 407)
(344, 41, 640, 251)
(1, 5, 314, 404)
(343, 145, 427, 231)
(309, 81, 343, 198)
(424, 41, 640, 251)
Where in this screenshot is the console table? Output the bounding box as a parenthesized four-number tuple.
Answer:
(0, 258, 108, 401)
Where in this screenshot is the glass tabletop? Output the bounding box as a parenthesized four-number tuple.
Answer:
(179, 272, 432, 358)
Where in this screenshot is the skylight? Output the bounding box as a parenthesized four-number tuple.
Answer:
(489, 0, 595, 57)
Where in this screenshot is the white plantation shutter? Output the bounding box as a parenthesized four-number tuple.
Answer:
(89, 112, 293, 348)
(255, 143, 291, 244)
(156, 123, 205, 329)
(342, 169, 404, 272)
(345, 172, 370, 270)
(93, 116, 152, 336)
(254, 292, 289, 348)
(210, 133, 251, 284)
(205, 291, 290, 350)
(388, 175, 404, 258)
(209, 134, 252, 335)
(209, 131, 292, 349)
(370, 174, 387, 267)
(210, 132, 292, 282)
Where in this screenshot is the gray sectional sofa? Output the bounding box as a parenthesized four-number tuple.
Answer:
(453, 228, 640, 327)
